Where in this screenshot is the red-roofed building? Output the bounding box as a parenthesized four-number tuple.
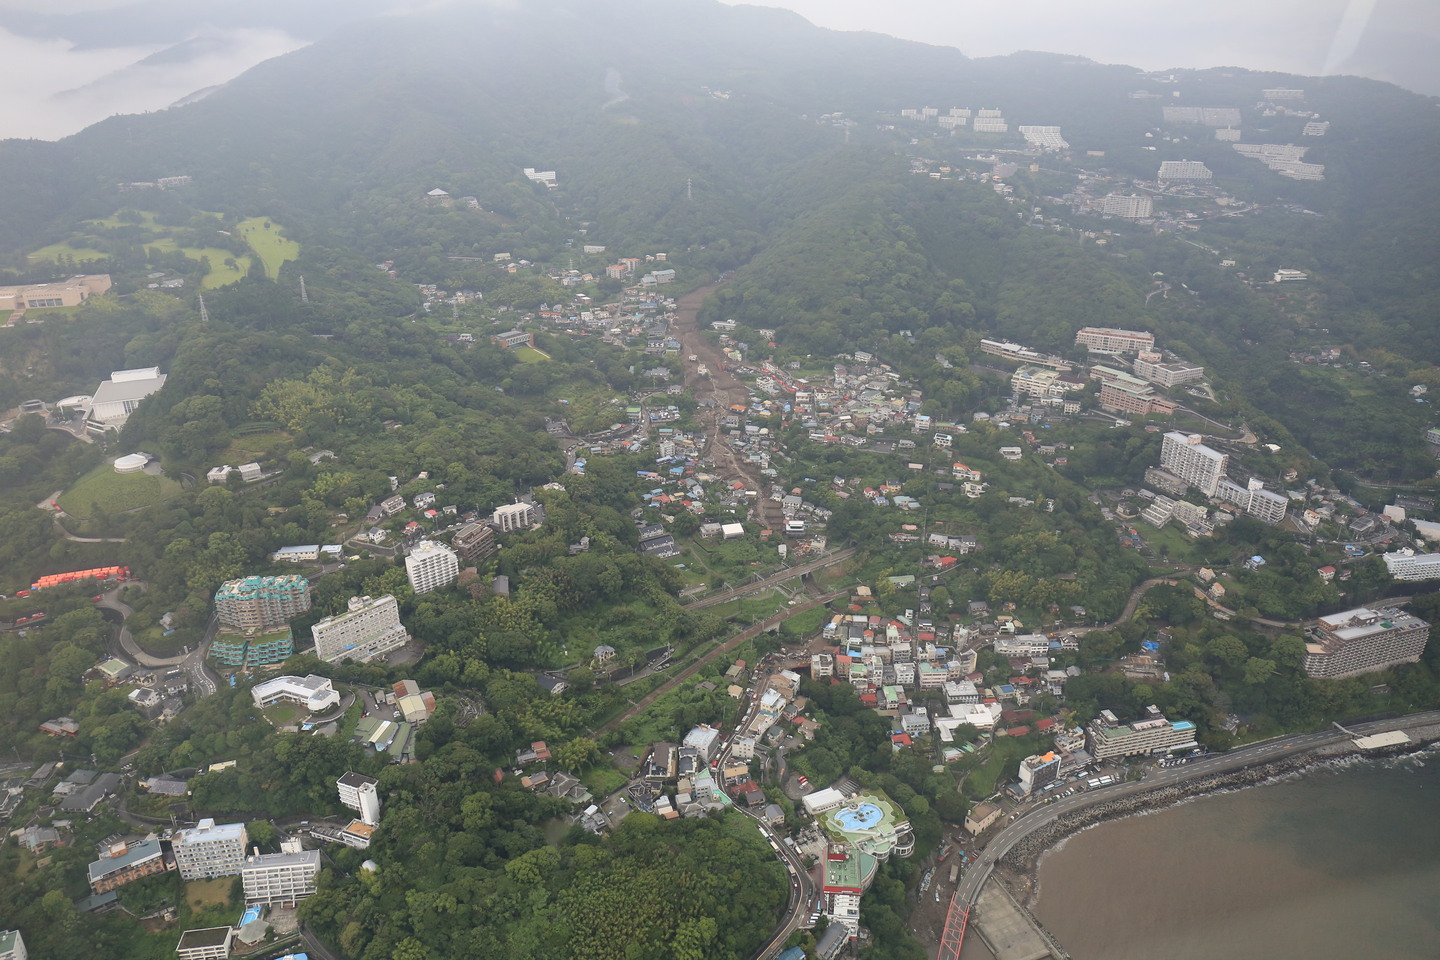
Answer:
(1006, 726, 1031, 737)
(891, 733, 913, 747)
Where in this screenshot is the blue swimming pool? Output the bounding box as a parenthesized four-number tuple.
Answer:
(834, 802, 883, 831)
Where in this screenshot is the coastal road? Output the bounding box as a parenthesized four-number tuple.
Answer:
(944, 710, 1440, 948)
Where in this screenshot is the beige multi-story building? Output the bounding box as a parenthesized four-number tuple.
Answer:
(241, 847, 320, 905)
(1075, 327, 1155, 354)
(1133, 353, 1205, 388)
(171, 819, 248, 880)
(1086, 707, 1198, 760)
(311, 595, 409, 663)
(452, 522, 498, 563)
(1010, 366, 1086, 399)
(213, 575, 311, 631)
(1303, 608, 1431, 679)
(493, 501, 537, 533)
(0, 274, 111, 312)
(1098, 381, 1176, 416)
(1160, 432, 1228, 497)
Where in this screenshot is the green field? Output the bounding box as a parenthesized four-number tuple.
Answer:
(236, 217, 300, 278)
(27, 242, 107, 264)
(30, 210, 299, 290)
(84, 211, 162, 229)
(143, 239, 251, 289)
(57, 464, 182, 518)
(220, 429, 289, 461)
(514, 345, 550, 363)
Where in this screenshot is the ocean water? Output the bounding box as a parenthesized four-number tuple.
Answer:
(1027, 748, 1440, 960)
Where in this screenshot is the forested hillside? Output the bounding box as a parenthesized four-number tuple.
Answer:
(0, 3, 1438, 959)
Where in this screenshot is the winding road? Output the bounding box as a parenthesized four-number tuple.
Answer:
(95, 584, 219, 696)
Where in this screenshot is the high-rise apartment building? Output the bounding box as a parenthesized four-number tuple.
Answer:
(311, 595, 409, 663)
(0, 929, 26, 960)
(1303, 608, 1431, 679)
(405, 541, 458, 595)
(1160, 432, 1228, 497)
(493, 501, 537, 533)
(1157, 160, 1213, 180)
(171, 819, 248, 880)
(338, 771, 381, 826)
(241, 846, 320, 905)
(213, 575, 311, 630)
(1099, 194, 1153, 219)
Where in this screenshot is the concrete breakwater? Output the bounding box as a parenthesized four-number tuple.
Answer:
(999, 731, 1440, 880)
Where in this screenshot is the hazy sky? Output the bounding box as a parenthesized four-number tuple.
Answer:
(725, 0, 1405, 77)
(0, 0, 1434, 141)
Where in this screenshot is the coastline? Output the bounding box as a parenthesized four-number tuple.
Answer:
(990, 724, 1440, 905)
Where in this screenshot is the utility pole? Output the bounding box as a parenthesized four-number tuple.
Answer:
(686, 178, 693, 202)
(299, 275, 309, 303)
(197, 294, 209, 323)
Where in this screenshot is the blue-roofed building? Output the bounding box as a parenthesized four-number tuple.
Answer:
(778, 948, 807, 960)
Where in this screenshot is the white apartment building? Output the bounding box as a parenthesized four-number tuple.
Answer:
(1215, 476, 1288, 525)
(171, 819, 248, 880)
(241, 847, 320, 905)
(1303, 608, 1431, 679)
(993, 634, 1051, 657)
(405, 541, 458, 595)
(1383, 549, 1440, 581)
(1157, 160, 1213, 180)
(338, 771, 381, 826)
(1099, 194, 1153, 219)
(311, 595, 410, 663)
(1160, 432, 1228, 497)
(1075, 327, 1155, 355)
(493, 501, 537, 532)
(0, 930, 26, 960)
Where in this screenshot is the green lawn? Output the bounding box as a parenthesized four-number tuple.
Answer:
(144, 239, 251, 288)
(263, 701, 305, 726)
(27, 242, 107, 263)
(237, 216, 300, 278)
(85, 211, 161, 229)
(57, 464, 181, 518)
(514, 346, 550, 363)
(220, 429, 290, 460)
